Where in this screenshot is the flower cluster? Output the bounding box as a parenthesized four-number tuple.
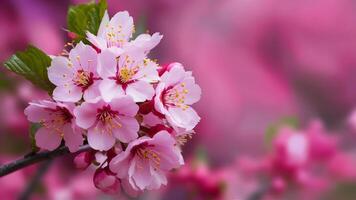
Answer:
(236, 120, 356, 198)
(24, 10, 201, 195)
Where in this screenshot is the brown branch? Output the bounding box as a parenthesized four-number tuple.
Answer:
(0, 144, 91, 177)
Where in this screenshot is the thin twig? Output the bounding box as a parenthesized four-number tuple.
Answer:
(0, 145, 91, 177)
(18, 159, 53, 200)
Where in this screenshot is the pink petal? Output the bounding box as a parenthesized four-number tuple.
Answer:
(87, 125, 116, 151)
(35, 127, 62, 151)
(133, 59, 160, 82)
(142, 113, 162, 127)
(180, 77, 201, 105)
(128, 32, 163, 54)
(167, 107, 200, 130)
(97, 49, 117, 78)
(147, 168, 167, 190)
(83, 81, 101, 103)
(24, 103, 52, 123)
(86, 32, 107, 50)
(131, 159, 153, 190)
(112, 115, 139, 143)
(48, 56, 74, 86)
(109, 152, 131, 178)
(151, 131, 184, 169)
(63, 124, 83, 152)
(73, 102, 100, 129)
(126, 80, 155, 102)
(109, 11, 134, 43)
(97, 10, 110, 37)
(69, 42, 98, 72)
(160, 63, 186, 86)
(53, 85, 82, 102)
(99, 79, 125, 102)
(109, 96, 138, 117)
(154, 83, 168, 114)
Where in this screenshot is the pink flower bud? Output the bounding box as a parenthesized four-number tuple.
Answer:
(67, 31, 77, 40)
(93, 168, 121, 194)
(74, 151, 94, 170)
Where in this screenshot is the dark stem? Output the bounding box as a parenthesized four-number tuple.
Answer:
(18, 159, 53, 200)
(0, 144, 91, 177)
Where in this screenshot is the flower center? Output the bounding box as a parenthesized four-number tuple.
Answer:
(41, 106, 73, 135)
(119, 67, 136, 83)
(105, 24, 135, 47)
(131, 142, 161, 170)
(96, 105, 122, 133)
(73, 70, 94, 90)
(163, 83, 189, 110)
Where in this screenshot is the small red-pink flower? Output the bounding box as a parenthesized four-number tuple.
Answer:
(24, 100, 83, 152)
(109, 131, 184, 190)
(74, 96, 139, 151)
(154, 63, 201, 130)
(48, 42, 101, 103)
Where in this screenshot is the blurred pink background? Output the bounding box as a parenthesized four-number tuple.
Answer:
(1, 0, 356, 199)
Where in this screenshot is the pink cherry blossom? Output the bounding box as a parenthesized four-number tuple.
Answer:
(74, 96, 139, 151)
(86, 10, 162, 54)
(48, 42, 101, 103)
(154, 63, 201, 130)
(97, 49, 159, 102)
(110, 131, 184, 190)
(24, 100, 83, 152)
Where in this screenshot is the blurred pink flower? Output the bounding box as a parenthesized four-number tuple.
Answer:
(306, 120, 337, 160)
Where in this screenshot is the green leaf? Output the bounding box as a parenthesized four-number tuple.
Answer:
(29, 123, 41, 153)
(3, 45, 55, 92)
(67, 0, 107, 42)
(265, 116, 299, 148)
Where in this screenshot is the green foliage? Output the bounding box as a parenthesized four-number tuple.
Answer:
(3, 45, 54, 92)
(29, 123, 41, 153)
(265, 117, 299, 148)
(67, 0, 107, 42)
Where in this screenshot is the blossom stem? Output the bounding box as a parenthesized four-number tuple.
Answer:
(0, 144, 91, 177)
